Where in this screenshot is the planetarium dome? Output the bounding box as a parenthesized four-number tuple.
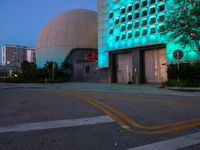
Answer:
(36, 9, 98, 67)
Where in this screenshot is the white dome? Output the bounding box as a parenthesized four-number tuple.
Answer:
(36, 9, 98, 67)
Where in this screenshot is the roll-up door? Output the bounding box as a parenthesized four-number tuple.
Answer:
(144, 48, 167, 83)
(116, 53, 133, 83)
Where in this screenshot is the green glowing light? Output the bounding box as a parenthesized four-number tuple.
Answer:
(98, 0, 200, 68)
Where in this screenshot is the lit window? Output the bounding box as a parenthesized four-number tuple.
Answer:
(158, 5, 165, 12)
(121, 34, 126, 40)
(109, 12, 114, 18)
(109, 28, 114, 34)
(135, 31, 140, 37)
(134, 22, 140, 28)
(135, 13, 140, 19)
(114, 18, 119, 25)
(150, 7, 156, 14)
(150, 27, 156, 34)
(134, 3, 140, 10)
(150, 0, 156, 4)
(121, 16, 126, 23)
(150, 17, 156, 24)
(142, 10, 147, 16)
(127, 5, 133, 12)
(128, 32, 133, 39)
(121, 25, 126, 31)
(128, 15, 133, 21)
(159, 25, 165, 32)
(115, 35, 120, 41)
(142, 20, 147, 26)
(142, 1, 147, 7)
(142, 29, 148, 36)
(121, 7, 126, 14)
(127, 24, 133, 30)
(158, 15, 165, 22)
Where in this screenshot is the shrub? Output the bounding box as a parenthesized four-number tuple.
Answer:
(166, 62, 200, 87)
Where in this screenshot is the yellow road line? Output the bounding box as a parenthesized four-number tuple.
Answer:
(58, 90, 200, 134)
(65, 93, 131, 130)
(76, 93, 200, 130)
(107, 95, 200, 109)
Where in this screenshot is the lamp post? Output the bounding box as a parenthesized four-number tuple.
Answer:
(3, 61, 10, 81)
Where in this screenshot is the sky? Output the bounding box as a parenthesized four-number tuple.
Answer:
(0, 0, 97, 64)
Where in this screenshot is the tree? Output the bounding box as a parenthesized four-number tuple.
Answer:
(163, 0, 200, 55)
(44, 61, 58, 80)
(61, 61, 73, 77)
(20, 61, 37, 80)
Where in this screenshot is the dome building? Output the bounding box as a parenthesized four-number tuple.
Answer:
(36, 9, 100, 82)
(36, 9, 98, 67)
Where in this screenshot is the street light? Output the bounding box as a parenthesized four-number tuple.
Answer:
(3, 61, 11, 81)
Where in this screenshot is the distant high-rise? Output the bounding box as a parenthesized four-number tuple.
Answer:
(26, 48, 36, 63)
(1, 45, 35, 68)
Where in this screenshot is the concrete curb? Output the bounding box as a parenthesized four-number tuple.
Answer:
(167, 87, 200, 92)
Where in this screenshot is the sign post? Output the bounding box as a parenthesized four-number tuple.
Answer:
(173, 50, 184, 83)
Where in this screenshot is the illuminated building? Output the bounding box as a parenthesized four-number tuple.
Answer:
(98, 0, 199, 83)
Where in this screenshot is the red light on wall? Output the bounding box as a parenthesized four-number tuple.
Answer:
(87, 52, 98, 62)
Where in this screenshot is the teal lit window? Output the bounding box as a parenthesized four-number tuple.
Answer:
(114, 18, 119, 25)
(142, 0, 147, 7)
(158, 5, 165, 12)
(159, 25, 165, 32)
(127, 23, 133, 30)
(142, 29, 148, 36)
(134, 3, 140, 10)
(121, 16, 126, 23)
(150, 27, 156, 34)
(121, 25, 126, 31)
(134, 12, 140, 19)
(127, 5, 133, 12)
(150, 0, 156, 4)
(128, 32, 133, 39)
(109, 28, 114, 34)
(150, 17, 156, 24)
(150, 7, 156, 14)
(121, 7, 126, 14)
(121, 34, 126, 40)
(158, 15, 165, 22)
(109, 12, 114, 18)
(127, 14, 133, 21)
(115, 35, 120, 41)
(142, 10, 147, 16)
(134, 21, 140, 28)
(142, 20, 148, 26)
(135, 31, 140, 37)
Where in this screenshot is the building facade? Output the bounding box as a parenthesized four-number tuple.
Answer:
(2, 45, 35, 68)
(98, 0, 199, 83)
(26, 48, 36, 63)
(36, 9, 100, 82)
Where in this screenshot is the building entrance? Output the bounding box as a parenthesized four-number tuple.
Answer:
(144, 48, 167, 83)
(115, 53, 133, 83)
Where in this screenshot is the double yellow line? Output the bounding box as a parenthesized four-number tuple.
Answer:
(59, 90, 200, 134)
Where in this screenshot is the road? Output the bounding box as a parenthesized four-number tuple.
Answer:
(0, 83, 200, 150)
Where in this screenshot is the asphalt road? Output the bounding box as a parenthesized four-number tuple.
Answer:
(0, 83, 200, 150)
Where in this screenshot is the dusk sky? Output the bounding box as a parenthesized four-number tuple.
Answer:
(0, 0, 97, 63)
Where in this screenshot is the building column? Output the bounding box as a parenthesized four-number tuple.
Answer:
(132, 49, 144, 84)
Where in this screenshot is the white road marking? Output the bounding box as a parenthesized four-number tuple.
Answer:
(127, 132, 200, 150)
(0, 115, 114, 133)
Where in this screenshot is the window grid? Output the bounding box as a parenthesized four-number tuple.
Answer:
(107, 0, 166, 41)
